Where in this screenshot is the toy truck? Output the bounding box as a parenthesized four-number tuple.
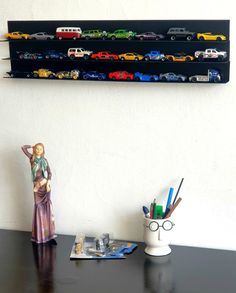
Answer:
(167, 27, 196, 41)
(194, 48, 227, 61)
(189, 69, 221, 83)
(67, 48, 93, 60)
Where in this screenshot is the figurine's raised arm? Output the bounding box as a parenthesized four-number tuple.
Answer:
(21, 145, 33, 159)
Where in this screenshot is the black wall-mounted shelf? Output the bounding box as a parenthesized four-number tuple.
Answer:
(6, 20, 230, 83)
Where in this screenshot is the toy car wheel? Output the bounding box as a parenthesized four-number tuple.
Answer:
(31, 37, 36, 40)
(186, 35, 192, 41)
(26, 73, 31, 78)
(102, 36, 106, 40)
(144, 56, 150, 61)
(127, 36, 132, 40)
(218, 55, 224, 61)
(96, 57, 99, 60)
(170, 35, 176, 40)
(120, 57, 125, 61)
(214, 76, 220, 83)
(57, 74, 64, 79)
(72, 75, 78, 80)
(33, 55, 37, 60)
(199, 36, 204, 41)
(47, 37, 51, 40)
(178, 77, 183, 82)
(150, 77, 155, 82)
(84, 55, 89, 60)
(70, 55, 75, 60)
(191, 77, 197, 82)
(19, 54, 24, 59)
(83, 75, 88, 80)
(155, 36, 160, 40)
(140, 36, 144, 40)
(161, 57, 166, 62)
(135, 57, 139, 61)
(198, 55, 204, 61)
(160, 76, 167, 81)
(186, 56, 191, 61)
(98, 75, 103, 80)
(72, 36, 77, 40)
(110, 57, 114, 61)
(33, 73, 38, 78)
(59, 36, 63, 40)
(111, 36, 116, 40)
(168, 56, 174, 62)
(49, 74, 54, 79)
(135, 77, 140, 81)
(126, 77, 131, 81)
(112, 76, 116, 80)
(59, 56, 64, 60)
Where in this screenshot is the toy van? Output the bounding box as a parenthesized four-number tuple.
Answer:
(56, 27, 82, 40)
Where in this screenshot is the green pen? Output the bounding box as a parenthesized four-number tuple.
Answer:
(156, 205, 164, 219)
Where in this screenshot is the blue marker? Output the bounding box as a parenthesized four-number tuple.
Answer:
(164, 188, 174, 217)
(142, 206, 150, 218)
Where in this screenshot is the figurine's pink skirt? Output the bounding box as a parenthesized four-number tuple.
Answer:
(31, 185, 56, 244)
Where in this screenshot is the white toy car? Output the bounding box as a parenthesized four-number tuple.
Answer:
(67, 48, 93, 60)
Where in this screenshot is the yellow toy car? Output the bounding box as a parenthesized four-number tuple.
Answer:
(165, 53, 194, 62)
(119, 52, 144, 61)
(5, 31, 30, 40)
(197, 32, 226, 41)
(33, 69, 55, 78)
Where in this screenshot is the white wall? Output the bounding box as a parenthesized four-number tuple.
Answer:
(0, 0, 235, 251)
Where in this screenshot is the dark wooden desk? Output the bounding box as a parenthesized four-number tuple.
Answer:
(0, 229, 235, 293)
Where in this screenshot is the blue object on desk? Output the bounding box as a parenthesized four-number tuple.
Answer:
(165, 187, 174, 212)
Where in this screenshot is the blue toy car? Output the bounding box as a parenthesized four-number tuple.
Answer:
(81, 71, 106, 80)
(134, 72, 159, 81)
(44, 50, 67, 60)
(159, 72, 187, 82)
(144, 51, 166, 61)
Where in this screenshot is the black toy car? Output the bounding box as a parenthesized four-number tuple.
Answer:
(16, 51, 43, 60)
(167, 27, 196, 41)
(135, 32, 165, 40)
(6, 71, 33, 78)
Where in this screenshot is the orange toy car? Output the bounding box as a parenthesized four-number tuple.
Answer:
(165, 53, 194, 62)
(5, 31, 30, 40)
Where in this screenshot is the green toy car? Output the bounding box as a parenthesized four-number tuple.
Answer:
(106, 29, 136, 40)
(81, 29, 107, 40)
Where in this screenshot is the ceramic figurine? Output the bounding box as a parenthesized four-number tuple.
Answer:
(22, 144, 57, 244)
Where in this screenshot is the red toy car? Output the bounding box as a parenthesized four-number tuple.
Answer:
(91, 51, 119, 61)
(109, 71, 134, 81)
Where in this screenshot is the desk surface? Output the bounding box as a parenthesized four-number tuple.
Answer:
(0, 229, 235, 293)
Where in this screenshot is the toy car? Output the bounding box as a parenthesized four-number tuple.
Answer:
(29, 32, 54, 40)
(119, 52, 144, 61)
(33, 69, 55, 78)
(81, 71, 106, 80)
(108, 71, 134, 81)
(67, 48, 93, 60)
(197, 32, 226, 41)
(194, 48, 227, 61)
(16, 51, 43, 60)
(144, 51, 165, 61)
(91, 51, 119, 61)
(5, 31, 30, 40)
(6, 71, 33, 78)
(189, 69, 221, 82)
(159, 72, 187, 82)
(106, 29, 136, 40)
(44, 50, 67, 60)
(55, 69, 80, 80)
(56, 27, 82, 40)
(135, 32, 165, 40)
(167, 28, 196, 41)
(134, 72, 159, 81)
(81, 30, 107, 40)
(165, 53, 194, 62)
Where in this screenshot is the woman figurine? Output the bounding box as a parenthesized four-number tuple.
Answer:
(22, 143, 57, 244)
